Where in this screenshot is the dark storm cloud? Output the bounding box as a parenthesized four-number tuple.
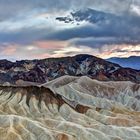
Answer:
(72, 37, 140, 48)
(0, 0, 140, 60)
(0, 28, 50, 44)
(1, 7, 140, 48)
(45, 10, 140, 46)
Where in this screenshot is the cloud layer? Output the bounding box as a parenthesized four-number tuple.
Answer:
(0, 0, 140, 60)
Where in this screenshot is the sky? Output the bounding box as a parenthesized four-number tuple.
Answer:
(0, 0, 140, 60)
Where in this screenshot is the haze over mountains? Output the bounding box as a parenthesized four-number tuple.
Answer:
(107, 56, 140, 70)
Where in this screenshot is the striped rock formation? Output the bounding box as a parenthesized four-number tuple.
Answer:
(0, 75, 140, 140)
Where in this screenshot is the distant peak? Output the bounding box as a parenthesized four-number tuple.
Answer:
(74, 54, 94, 58)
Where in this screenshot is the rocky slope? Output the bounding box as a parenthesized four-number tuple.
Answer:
(0, 75, 140, 140)
(0, 54, 140, 84)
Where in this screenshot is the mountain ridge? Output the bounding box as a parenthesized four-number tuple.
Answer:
(107, 56, 140, 70)
(0, 54, 140, 85)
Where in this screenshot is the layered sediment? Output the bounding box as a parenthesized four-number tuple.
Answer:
(0, 76, 140, 140)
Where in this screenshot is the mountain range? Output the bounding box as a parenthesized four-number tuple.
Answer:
(107, 56, 140, 70)
(0, 54, 140, 140)
(0, 54, 140, 85)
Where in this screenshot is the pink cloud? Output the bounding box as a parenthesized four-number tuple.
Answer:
(34, 41, 68, 49)
(98, 44, 140, 58)
(0, 42, 140, 60)
(1, 45, 17, 56)
(31, 53, 52, 59)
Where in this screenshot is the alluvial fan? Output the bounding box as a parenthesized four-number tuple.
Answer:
(0, 75, 140, 140)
